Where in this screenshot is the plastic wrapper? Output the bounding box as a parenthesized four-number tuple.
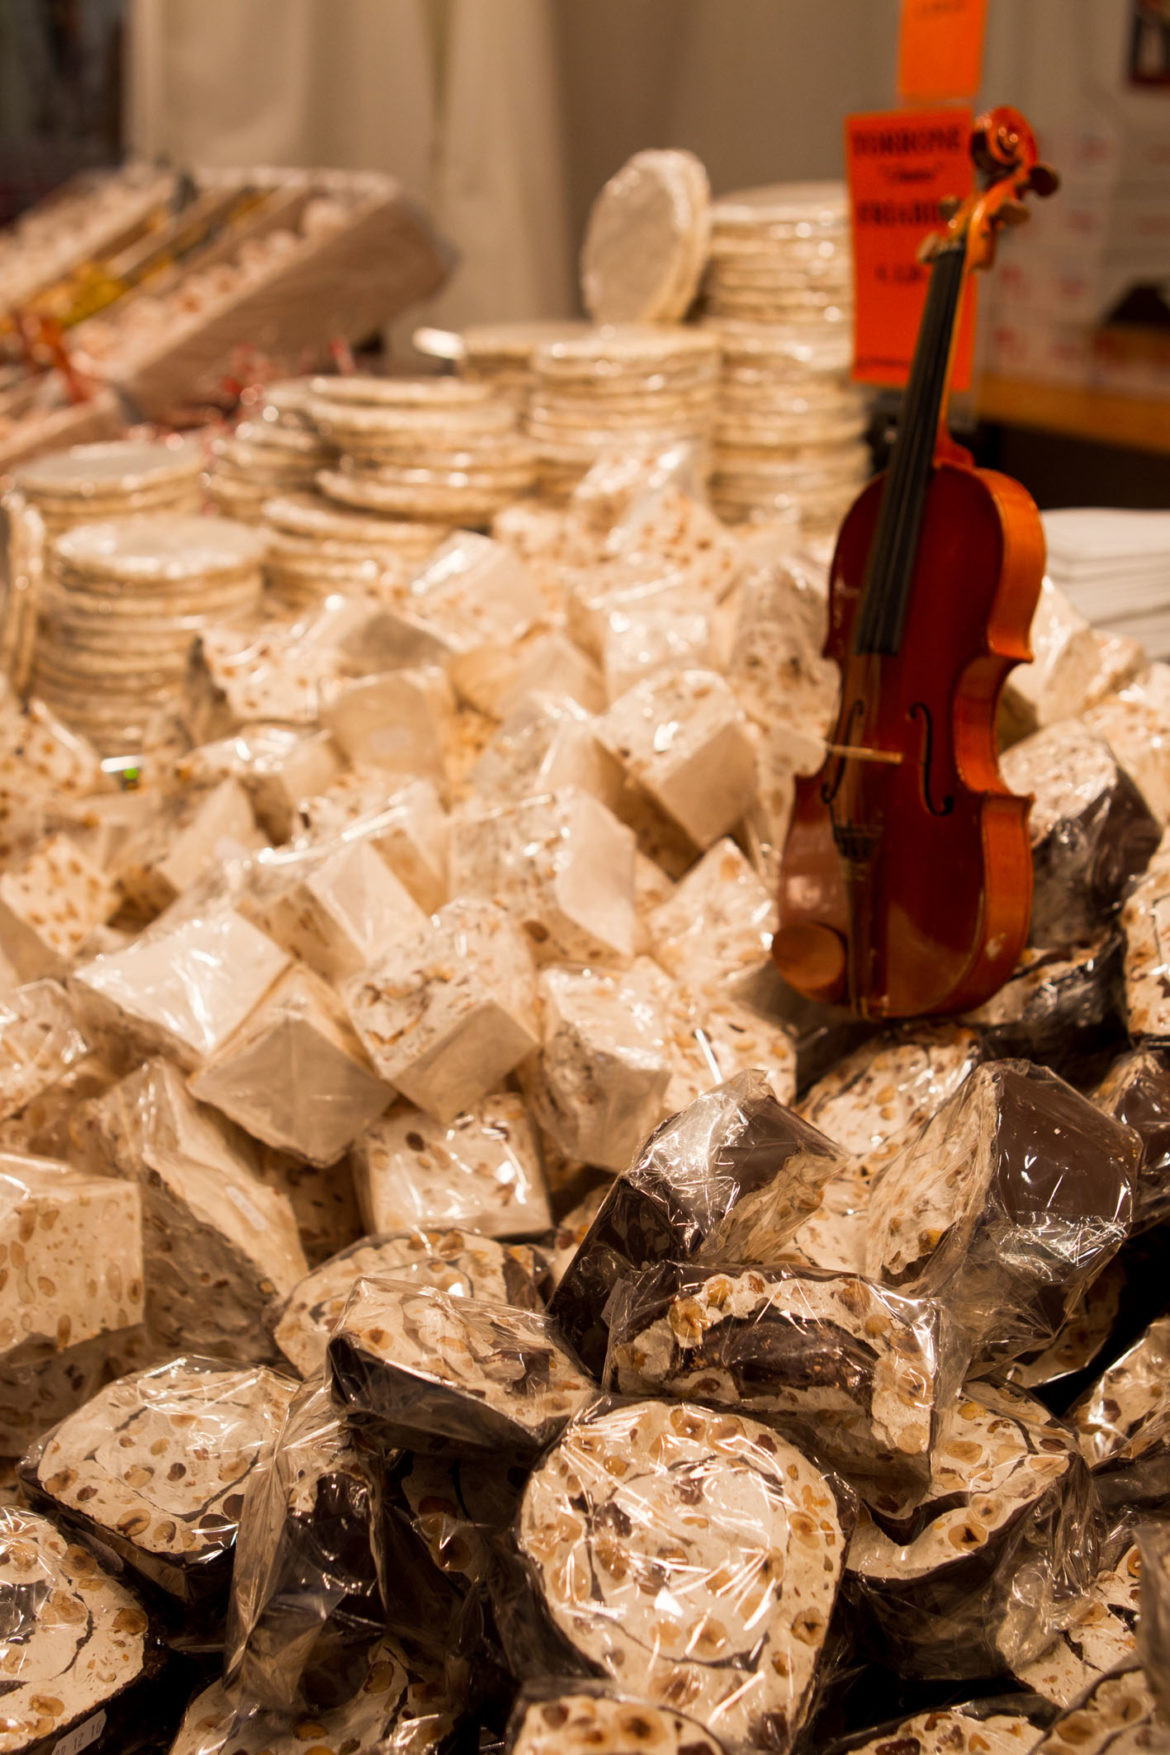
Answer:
(113, 778, 267, 923)
(795, 1025, 983, 1162)
(862, 1061, 1137, 1369)
(189, 964, 392, 1168)
(515, 1397, 849, 1754)
(344, 898, 540, 1126)
(542, 1184, 609, 1293)
(1083, 662, 1170, 828)
(1067, 1314, 1170, 1507)
(1014, 1521, 1142, 1707)
(394, 1449, 531, 1590)
(1093, 1049, 1170, 1231)
(295, 774, 449, 915)
(845, 1380, 1096, 1679)
(328, 1279, 594, 1455)
(1025, 1662, 1170, 1755)
(1138, 1522, 1170, 1724)
(999, 721, 1159, 948)
(174, 724, 342, 843)
(169, 1633, 461, 1755)
(549, 1072, 845, 1376)
(225, 1380, 385, 1711)
(251, 1141, 364, 1269)
(827, 1700, 1054, 1755)
(507, 1682, 727, 1755)
(450, 787, 638, 968)
(19, 1355, 297, 1605)
(1122, 833, 1170, 1041)
(605, 1263, 963, 1497)
(1004, 1258, 1125, 1393)
(999, 578, 1108, 745)
(0, 1324, 150, 1461)
(0, 1149, 142, 1365)
(69, 905, 292, 1073)
(0, 1503, 162, 1755)
(275, 1229, 548, 1379)
(962, 935, 1127, 1084)
(74, 1058, 308, 1363)
(0, 980, 89, 1122)
(647, 837, 774, 996)
(352, 1096, 552, 1241)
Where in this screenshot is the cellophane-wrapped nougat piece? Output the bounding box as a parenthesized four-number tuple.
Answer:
(665, 979, 797, 1111)
(0, 1504, 160, 1755)
(450, 787, 637, 966)
(225, 1380, 385, 1711)
(0, 978, 87, 1121)
(345, 898, 539, 1124)
(328, 1279, 593, 1454)
(456, 627, 607, 719)
(394, 1447, 531, 1591)
(297, 773, 449, 913)
(251, 1141, 364, 1268)
(175, 724, 343, 842)
(521, 960, 675, 1174)
(20, 1355, 297, 1604)
(862, 1061, 1137, 1369)
(831, 1702, 1054, 1755)
(0, 1150, 142, 1359)
(549, 1072, 845, 1375)
(1015, 1522, 1141, 1708)
(352, 1094, 551, 1240)
(1093, 1048, 1170, 1231)
(75, 1057, 308, 1361)
(508, 1684, 728, 1755)
(241, 837, 430, 984)
(780, 1151, 882, 1276)
(467, 692, 621, 810)
(1139, 1523, 1170, 1723)
(1084, 662, 1170, 826)
(1000, 577, 1110, 744)
(1067, 1313, 1170, 1507)
(189, 964, 392, 1167)
(1123, 831, 1170, 1042)
(0, 692, 101, 865)
(275, 1228, 547, 1378)
(726, 555, 836, 737)
(406, 530, 543, 647)
(606, 1262, 961, 1498)
(846, 1380, 1095, 1679)
(170, 1632, 459, 1755)
(1025, 1663, 1170, 1755)
(795, 1024, 984, 1161)
(515, 1398, 847, 1755)
(70, 905, 291, 1072)
(0, 832, 116, 981)
(964, 934, 1126, 1084)
(114, 777, 268, 920)
(647, 837, 774, 994)
(599, 599, 720, 702)
(595, 669, 758, 850)
(0, 1323, 150, 1461)
(322, 666, 456, 783)
(1000, 721, 1159, 948)
(543, 1183, 608, 1293)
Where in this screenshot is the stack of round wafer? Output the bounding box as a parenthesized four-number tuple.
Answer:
(259, 492, 445, 611)
(581, 149, 711, 325)
(13, 439, 204, 541)
(702, 182, 870, 538)
(33, 514, 264, 754)
(309, 376, 535, 530)
(457, 320, 594, 411)
(527, 325, 721, 502)
(207, 380, 337, 524)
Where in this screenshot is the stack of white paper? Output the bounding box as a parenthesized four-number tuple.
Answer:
(1043, 508, 1170, 659)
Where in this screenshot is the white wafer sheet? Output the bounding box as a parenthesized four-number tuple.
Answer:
(582, 149, 711, 324)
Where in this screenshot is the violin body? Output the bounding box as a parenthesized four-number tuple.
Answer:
(773, 455, 1045, 1018)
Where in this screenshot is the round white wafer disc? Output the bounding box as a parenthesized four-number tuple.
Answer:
(581, 149, 711, 324)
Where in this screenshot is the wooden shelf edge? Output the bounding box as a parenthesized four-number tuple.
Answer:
(976, 372, 1170, 457)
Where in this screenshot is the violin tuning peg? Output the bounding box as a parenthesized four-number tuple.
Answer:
(1028, 162, 1060, 198)
(938, 195, 963, 220)
(999, 199, 1030, 226)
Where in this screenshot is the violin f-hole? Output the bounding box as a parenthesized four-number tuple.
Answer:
(909, 702, 954, 818)
(820, 698, 865, 806)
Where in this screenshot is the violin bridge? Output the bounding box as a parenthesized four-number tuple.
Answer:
(822, 743, 904, 766)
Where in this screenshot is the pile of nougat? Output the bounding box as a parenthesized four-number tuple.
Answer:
(3, 457, 1170, 1755)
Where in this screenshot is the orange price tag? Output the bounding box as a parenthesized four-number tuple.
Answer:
(846, 107, 976, 390)
(898, 0, 987, 101)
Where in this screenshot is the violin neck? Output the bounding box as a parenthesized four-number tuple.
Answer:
(855, 238, 969, 657)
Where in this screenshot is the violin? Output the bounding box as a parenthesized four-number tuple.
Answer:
(771, 106, 1059, 1020)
